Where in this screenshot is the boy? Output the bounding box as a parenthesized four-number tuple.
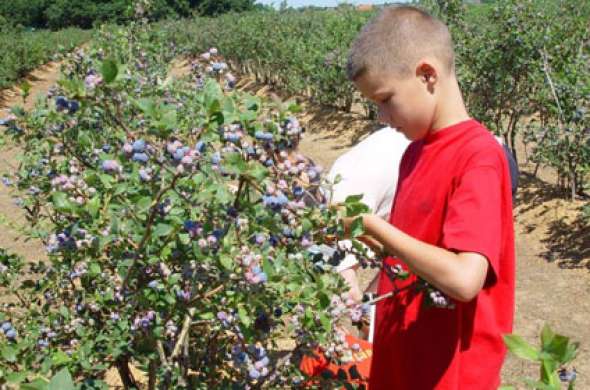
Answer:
(343, 6, 515, 389)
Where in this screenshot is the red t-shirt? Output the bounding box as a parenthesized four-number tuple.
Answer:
(370, 119, 515, 390)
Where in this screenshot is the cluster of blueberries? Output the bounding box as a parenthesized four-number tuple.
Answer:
(55, 96, 80, 114)
(1, 321, 17, 340)
(131, 310, 157, 332)
(232, 344, 271, 380)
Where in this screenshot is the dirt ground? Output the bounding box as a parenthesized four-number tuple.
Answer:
(1, 57, 588, 389)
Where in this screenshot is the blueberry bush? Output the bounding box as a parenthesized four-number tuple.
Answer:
(0, 15, 376, 388)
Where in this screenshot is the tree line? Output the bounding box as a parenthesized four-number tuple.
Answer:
(0, 0, 263, 30)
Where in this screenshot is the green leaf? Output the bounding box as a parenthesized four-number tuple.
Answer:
(503, 334, 539, 361)
(246, 162, 268, 182)
(224, 153, 247, 175)
(135, 98, 156, 117)
(344, 194, 364, 203)
(238, 306, 250, 327)
(498, 386, 515, 390)
(21, 378, 49, 390)
(47, 368, 75, 390)
(52, 192, 70, 212)
(51, 350, 72, 366)
(219, 255, 234, 271)
(136, 196, 152, 213)
(101, 59, 118, 84)
(6, 370, 28, 384)
(153, 224, 173, 237)
(1, 345, 16, 362)
(540, 324, 555, 349)
(87, 196, 100, 217)
(350, 216, 364, 238)
(319, 313, 331, 333)
(262, 257, 274, 278)
(89, 262, 101, 277)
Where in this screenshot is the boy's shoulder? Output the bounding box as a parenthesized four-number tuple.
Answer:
(403, 119, 504, 169)
(458, 121, 506, 170)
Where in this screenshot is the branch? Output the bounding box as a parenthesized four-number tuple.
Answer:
(121, 172, 180, 290)
(171, 308, 195, 360)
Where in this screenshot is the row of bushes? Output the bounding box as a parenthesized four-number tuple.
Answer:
(158, 0, 590, 203)
(0, 24, 92, 89)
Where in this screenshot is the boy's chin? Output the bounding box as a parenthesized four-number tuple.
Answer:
(395, 128, 417, 141)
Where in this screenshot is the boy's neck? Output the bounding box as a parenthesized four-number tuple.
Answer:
(430, 77, 470, 133)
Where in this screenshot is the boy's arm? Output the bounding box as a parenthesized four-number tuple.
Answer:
(352, 214, 489, 302)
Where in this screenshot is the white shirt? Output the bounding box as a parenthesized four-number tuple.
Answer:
(323, 127, 410, 271)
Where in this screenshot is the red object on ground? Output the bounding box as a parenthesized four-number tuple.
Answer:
(299, 333, 372, 388)
(371, 119, 515, 389)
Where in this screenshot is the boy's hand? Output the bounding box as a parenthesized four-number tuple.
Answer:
(342, 215, 386, 257)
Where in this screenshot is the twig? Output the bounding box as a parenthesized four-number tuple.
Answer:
(148, 359, 157, 390)
(156, 340, 170, 369)
(535, 47, 564, 176)
(115, 356, 139, 390)
(171, 308, 195, 360)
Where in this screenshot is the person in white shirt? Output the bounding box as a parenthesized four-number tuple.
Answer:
(324, 126, 411, 301)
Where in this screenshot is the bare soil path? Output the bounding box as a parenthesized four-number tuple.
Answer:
(0, 57, 587, 389)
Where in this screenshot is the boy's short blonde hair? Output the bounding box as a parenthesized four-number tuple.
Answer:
(347, 6, 455, 81)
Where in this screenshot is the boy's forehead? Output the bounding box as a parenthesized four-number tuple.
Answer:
(355, 71, 403, 99)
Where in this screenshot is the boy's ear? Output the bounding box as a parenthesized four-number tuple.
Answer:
(416, 61, 438, 85)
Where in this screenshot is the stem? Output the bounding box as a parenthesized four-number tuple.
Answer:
(148, 359, 157, 390)
(233, 176, 245, 209)
(171, 308, 195, 360)
(116, 356, 139, 390)
(157, 340, 170, 369)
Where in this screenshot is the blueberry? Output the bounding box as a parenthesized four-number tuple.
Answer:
(184, 220, 197, 231)
(132, 139, 146, 153)
(276, 195, 288, 205)
(282, 227, 293, 237)
(68, 100, 80, 113)
(102, 144, 112, 152)
(5, 329, 16, 340)
(139, 168, 151, 181)
(274, 307, 282, 317)
(246, 146, 256, 156)
(269, 236, 279, 247)
(236, 351, 247, 363)
(148, 280, 159, 289)
(132, 152, 149, 163)
(195, 141, 206, 153)
(248, 368, 261, 380)
(55, 96, 69, 111)
(227, 206, 238, 218)
(173, 148, 186, 161)
(559, 368, 577, 383)
(1, 322, 12, 333)
(211, 152, 221, 165)
(293, 186, 304, 197)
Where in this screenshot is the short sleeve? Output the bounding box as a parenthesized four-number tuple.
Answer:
(441, 164, 502, 286)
